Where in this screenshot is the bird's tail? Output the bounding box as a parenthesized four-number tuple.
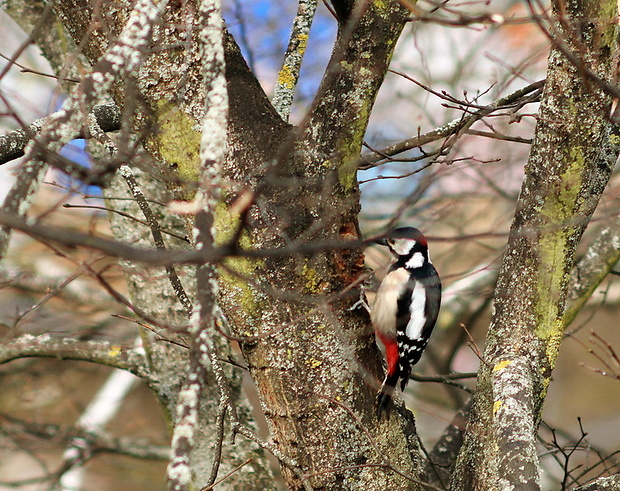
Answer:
(376, 370, 400, 419)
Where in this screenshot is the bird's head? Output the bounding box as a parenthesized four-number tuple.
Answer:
(373, 227, 430, 267)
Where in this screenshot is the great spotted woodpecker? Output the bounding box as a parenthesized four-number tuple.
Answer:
(371, 227, 441, 416)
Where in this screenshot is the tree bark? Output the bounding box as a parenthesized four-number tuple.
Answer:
(451, 0, 620, 488)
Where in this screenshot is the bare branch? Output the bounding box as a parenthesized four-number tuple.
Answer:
(564, 221, 620, 328)
(0, 334, 150, 378)
(0, 209, 202, 265)
(0, 209, 377, 266)
(0, 103, 121, 166)
(0, 412, 169, 460)
(357, 79, 544, 170)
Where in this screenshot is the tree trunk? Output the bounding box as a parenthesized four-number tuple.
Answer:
(451, 0, 619, 488)
(214, 2, 431, 490)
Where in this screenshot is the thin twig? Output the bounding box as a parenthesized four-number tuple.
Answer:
(200, 458, 253, 491)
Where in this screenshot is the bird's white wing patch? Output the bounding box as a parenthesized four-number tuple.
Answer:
(406, 284, 427, 341)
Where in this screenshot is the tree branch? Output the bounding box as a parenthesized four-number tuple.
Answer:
(452, 0, 619, 486)
(0, 334, 150, 378)
(0, 103, 121, 166)
(564, 220, 620, 328)
(356, 79, 544, 170)
(423, 398, 472, 489)
(574, 474, 620, 491)
(21, 0, 166, 184)
(271, 0, 318, 121)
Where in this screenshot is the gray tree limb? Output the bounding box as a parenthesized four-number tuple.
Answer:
(0, 334, 150, 377)
(0, 104, 121, 166)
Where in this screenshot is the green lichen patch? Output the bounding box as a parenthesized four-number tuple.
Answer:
(156, 100, 201, 186)
(213, 201, 265, 321)
(338, 99, 371, 193)
(219, 257, 263, 320)
(535, 149, 585, 362)
(596, 0, 618, 48)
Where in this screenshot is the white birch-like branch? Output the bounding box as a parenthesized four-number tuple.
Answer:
(59, 353, 140, 490)
(166, 1, 228, 489)
(272, 0, 318, 121)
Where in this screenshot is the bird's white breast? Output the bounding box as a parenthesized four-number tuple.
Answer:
(371, 267, 409, 336)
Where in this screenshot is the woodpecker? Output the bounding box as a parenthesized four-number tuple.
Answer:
(370, 226, 441, 417)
